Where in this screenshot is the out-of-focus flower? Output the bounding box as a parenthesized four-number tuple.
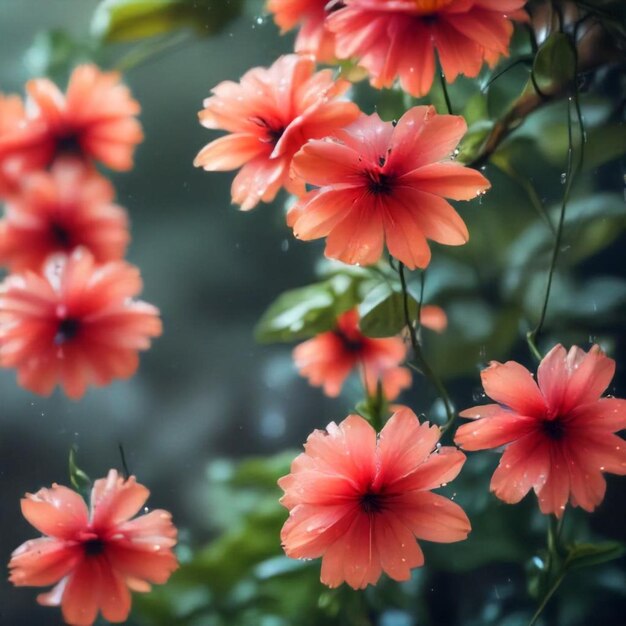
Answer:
(293, 308, 408, 398)
(279, 408, 470, 589)
(193, 54, 360, 211)
(267, 0, 343, 62)
(0, 248, 162, 399)
(9, 470, 178, 626)
(328, 0, 528, 97)
(288, 107, 490, 268)
(455, 345, 626, 517)
(0, 159, 129, 272)
(0, 93, 27, 198)
(0, 65, 143, 174)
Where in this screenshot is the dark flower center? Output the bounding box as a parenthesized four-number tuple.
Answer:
(366, 169, 393, 195)
(250, 116, 284, 145)
(55, 318, 81, 344)
(360, 492, 384, 514)
(325, 1, 346, 13)
(334, 330, 364, 353)
(50, 220, 72, 248)
(84, 538, 106, 556)
(542, 418, 565, 440)
(56, 132, 82, 155)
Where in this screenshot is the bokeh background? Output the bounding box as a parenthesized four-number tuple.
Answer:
(0, 1, 624, 625)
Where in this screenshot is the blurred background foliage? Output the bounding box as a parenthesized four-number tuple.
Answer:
(0, 0, 624, 625)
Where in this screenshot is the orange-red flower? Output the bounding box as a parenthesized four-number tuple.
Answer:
(0, 159, 129, 272)
(9, 470, 178, 626)
(0, 65, 143, 174)
(328, 0, 528, 97)
(455, 345, 626, 517)
(293, 308, 408, 398)
(193, 54, 359, 210)
(0, 93, 28, 198)
(267, 0, 342, 62)
(279, 408, 470, 588)
(0, 248, 162, 399)
(288, 107, 490, 268)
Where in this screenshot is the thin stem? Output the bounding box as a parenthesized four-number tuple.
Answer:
(398, 262, 456, 432)
(526, 98, 575, 359)
(528, 571, 567, 626)
(115, 32, 192, 73)
(529, 514, 566, 626)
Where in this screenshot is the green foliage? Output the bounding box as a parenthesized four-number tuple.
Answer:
(91, 0, 244, 42)
(532, 33, 577, 96)
(24, 30, 100, 81)
(358, 283, 418, 338)
(68, 446, 92, 496)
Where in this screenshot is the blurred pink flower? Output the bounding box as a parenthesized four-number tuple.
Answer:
(0, 65, 143, 173)
(267, 0, 343, 62)
(279, 408, 470, 588)
(0, 93, 27, 198)
(194, 54, 359, 210)
(0, 159, 129, 272)
(9, 470, 178, 626)
(289, 107, 490, 268)
(0, 248, 162, 399)
(328, 0, 528, 96)
(455, 344, 626, 517)
(293, 308, 409, 398)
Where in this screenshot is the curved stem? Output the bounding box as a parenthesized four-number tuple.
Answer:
(397, 262, 456, 432)
(528, 571, 566, 626)
(526, 97, 575, 359)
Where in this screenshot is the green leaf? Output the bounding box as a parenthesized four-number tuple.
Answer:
(255, 274, 366, 343)
(532, 32, 577, 95)
(25, 30, 98, 82)
(566, 541, 625, 571)
(68, 446, 91, 495)
(505, 193, 626, 295)
(358, 283, 417, 338)
(91, 0, 243, 43)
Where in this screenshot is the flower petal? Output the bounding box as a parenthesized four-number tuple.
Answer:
(480, 360, 547, 417)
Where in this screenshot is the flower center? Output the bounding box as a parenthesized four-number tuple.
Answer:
(542, 418, 565, 440)
(360, 491, 384, 514)
(56, 132, 82, 155)
(83, 538, 105, 556)
(335, 330, 364, 353)
(250, 116, 285, 145)
(55, 317, 81, 344)
(50, 220, 72, 248)
(325, 0, 346, 12)
(366, 167, 393, 195)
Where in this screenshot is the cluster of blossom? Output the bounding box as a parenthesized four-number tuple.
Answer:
(2, 66, 177, 626)
(193, 0, 626, 590)
(0, 65, 161, 399)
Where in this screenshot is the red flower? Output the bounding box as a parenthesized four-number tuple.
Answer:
(455, 345, 626, 517)
(293, 308, 409, 398)
(328, 0, 528, 96)
(279, 408, 470, 589)
(9, 470, 178, 626)
(0, 159, 129, 272)
(0, 248, 162, 399)
(267, 0, 342, 62)
(193, 54, 359, 210)
(0, 65, 143, 174)
(288, 107, 490, 268)
(0, 93, 29, 198)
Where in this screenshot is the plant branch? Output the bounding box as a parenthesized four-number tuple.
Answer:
(397, 262, 456, 433)
(526, 95, 575, 360)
